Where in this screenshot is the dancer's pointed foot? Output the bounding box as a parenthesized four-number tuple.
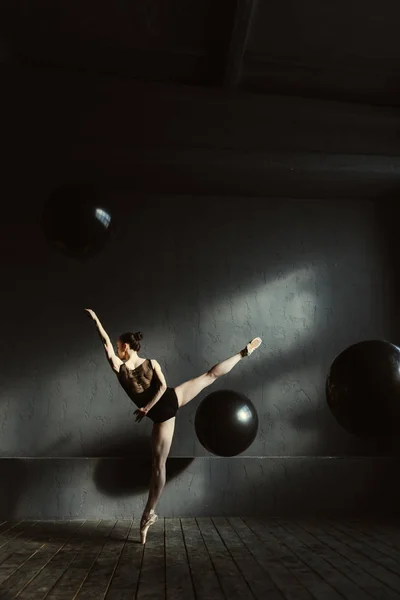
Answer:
(140, 509, 158, 544)
(240, 337, 262, 357)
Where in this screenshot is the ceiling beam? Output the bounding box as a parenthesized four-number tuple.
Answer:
(224, 0, 257, 88)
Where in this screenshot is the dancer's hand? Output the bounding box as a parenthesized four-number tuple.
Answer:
(134, 407, 148, 423)
(85, 308, 97, 321)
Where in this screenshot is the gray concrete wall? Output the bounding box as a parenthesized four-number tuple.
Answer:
(1, 195, 399, 517)
(1, 457, 398, 520)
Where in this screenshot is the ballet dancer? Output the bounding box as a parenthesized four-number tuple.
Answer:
(85, 308, 262, 543)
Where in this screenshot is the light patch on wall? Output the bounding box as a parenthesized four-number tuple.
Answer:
(259, 266, 317, 350)
(256, 364, 326, 453)
(175, 468, 207, 505)
(261, 364, 322, 412)
(200, 265, 318, 354)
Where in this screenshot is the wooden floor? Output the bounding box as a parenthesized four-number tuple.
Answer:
(0, 518, 399, 599)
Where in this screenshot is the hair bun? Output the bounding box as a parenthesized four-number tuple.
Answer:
(133, 331, 143, 341)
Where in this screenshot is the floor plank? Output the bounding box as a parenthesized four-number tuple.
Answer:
(0, 522, 82, 599)
(0, 522, 26, 540)
(212, 516, 284, 600)
(165, 518, 195, 600)
(348, 520, 400, 553)
(104, 520, 143, 600)
(0, 522, 40, 566)
(320, 519, 400, 594)
(299, 519, 400, 600)
(329, 520, 400, 572)
(181, 518, 224, 600)
(0, 522, 68, 591)
(17, 521, 98, 600)
(0, 518, 398, 599)
(272, 518, 372, 600)
(75, 520, 132, 599)
(196, 517, 253, 600)
(45, 521, 116, 599)
(242, 517, 318, 600)
(136, 517, 165, 600)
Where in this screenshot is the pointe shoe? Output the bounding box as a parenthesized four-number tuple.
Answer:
(240, 337, 262, 357)
(140, 509, 158, 544)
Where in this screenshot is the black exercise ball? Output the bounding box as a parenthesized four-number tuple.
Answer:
(42, 184, 113, 259)
(326, 340, 400, 437)
(195, 389, 258, 456)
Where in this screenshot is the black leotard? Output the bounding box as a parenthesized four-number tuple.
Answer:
(117, 359, 178, 423)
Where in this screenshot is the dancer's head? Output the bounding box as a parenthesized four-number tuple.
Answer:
(117, 331, 143, 359)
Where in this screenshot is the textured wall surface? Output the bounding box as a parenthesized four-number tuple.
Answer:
(0, 197, 396, 460)
(1, 457, 399, 520)
(2, 195, 400, 520)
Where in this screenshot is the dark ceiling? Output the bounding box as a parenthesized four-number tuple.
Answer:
(2, 0, 400, 106)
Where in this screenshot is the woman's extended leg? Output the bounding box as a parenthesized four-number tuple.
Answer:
(175, 337, 262, 408)
(140, 417, 175, 544)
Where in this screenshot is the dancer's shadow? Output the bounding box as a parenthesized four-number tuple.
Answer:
(91, 432, 194, 497)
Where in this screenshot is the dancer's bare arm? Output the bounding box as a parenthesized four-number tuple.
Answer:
(152, 360, 167, 389)
(85, 309, 122, 373)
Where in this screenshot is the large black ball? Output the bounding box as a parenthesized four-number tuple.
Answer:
(195, 389, 259, 456)
(326, 340, 400, 437)
(42, 184, 113, 259)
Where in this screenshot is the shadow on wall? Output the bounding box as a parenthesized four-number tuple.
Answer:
(92, 433, 194, 497)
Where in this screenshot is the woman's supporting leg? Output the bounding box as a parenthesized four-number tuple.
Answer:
(175, 337, 262, 408)
(140, 416, 175, 544)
